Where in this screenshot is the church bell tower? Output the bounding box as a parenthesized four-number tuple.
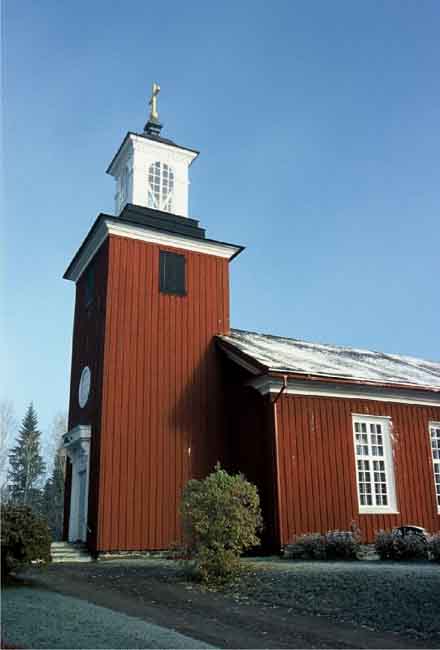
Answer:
(62, 85, 243, 554)
(107, 83, 198, 217)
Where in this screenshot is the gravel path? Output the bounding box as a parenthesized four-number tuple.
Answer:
(2, 587, 215, 649)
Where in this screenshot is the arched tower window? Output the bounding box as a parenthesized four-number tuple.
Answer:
(148, 161, 174, 212)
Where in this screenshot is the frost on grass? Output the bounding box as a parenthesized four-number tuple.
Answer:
(239, 560, 440, 642)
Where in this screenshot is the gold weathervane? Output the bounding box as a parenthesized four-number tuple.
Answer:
(149, 82, 161, 122)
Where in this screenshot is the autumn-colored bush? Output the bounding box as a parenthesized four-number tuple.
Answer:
(180, 464, 263, 583)
(1, 504, 51, 576)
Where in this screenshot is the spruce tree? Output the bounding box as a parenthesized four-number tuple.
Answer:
(8, 403, 46, 509)
(43, 447, 65, 539)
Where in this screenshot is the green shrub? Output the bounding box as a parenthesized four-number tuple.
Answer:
(1, 504, 51, 576)
(428, 533, 440, 562)
(285, 529, 360, 560)
(180, 464, 263, 583)
(375, 529, 429, 561)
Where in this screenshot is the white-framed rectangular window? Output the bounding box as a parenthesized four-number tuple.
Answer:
(352, 414, 397, 514)
(429, 422, 440, 513)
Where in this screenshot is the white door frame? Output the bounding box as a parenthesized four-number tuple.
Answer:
(63, 425, 91, 543)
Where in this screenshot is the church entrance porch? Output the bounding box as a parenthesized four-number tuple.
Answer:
(63, 425, 91, 543)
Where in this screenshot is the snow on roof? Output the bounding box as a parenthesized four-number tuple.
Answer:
(219, 329, 440, 391)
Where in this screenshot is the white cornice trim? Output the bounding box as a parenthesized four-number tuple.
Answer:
(249, 375, 440, 407)
(106, 221, 240, 259)
(65, 219, 241, 282)
(107, 133, 198, 176)
(131, 133, 199, 162)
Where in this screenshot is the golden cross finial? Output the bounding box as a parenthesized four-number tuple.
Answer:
(148, 82, 161, 122)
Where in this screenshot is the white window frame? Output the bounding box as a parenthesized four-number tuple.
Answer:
(429, 421, 440, 514)
(147, 161, 174, 213)
(352, 414, 398, 514)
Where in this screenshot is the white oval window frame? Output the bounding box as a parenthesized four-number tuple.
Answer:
(78, 366, 91, 408)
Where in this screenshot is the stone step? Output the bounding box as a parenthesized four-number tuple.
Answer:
(50, 546, 88, 553)
(51, 552, 90, 558)
(50, 548, 89, 555)
(50, 542, 92, 563)
(51, 545, 85, 549)
(51, 555, 93, 563)
(51, 542, 87, 549)
(51, 556, 92, 562)
(51, 548, 87, 553)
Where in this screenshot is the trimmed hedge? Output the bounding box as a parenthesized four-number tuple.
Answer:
(1, 504, 51, 575)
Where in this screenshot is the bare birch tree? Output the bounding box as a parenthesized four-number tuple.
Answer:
(0, 399, 16, 491)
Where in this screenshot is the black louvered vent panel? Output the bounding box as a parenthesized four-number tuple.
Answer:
(159, 250, 186, 296)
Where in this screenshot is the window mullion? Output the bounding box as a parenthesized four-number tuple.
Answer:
(365, 450, 374, 507)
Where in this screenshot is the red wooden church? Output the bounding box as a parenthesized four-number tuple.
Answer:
(63, 87, 440, 554)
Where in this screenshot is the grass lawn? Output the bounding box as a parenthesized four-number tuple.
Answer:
(15, 556, 439, 648)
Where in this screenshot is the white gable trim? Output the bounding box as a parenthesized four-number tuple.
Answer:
(65, 219, 241, 282)
(249, 375, 440, 407)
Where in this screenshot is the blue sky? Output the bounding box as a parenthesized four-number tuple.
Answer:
(2, 0, 439, 437)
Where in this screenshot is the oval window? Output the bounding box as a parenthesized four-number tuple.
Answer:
(78, 366, 91, 408)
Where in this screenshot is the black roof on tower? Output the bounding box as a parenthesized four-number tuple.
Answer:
(63, 204, 244, 280)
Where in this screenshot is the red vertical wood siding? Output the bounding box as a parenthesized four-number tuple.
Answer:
(65, 241, 109, 552)
(97, 235, 231, 551)
(275, 394, 440, 543)
(65, 231, 440, 552)
(222, 361, 280, 550)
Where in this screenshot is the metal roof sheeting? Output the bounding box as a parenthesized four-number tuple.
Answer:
(219, 329, 440, 391)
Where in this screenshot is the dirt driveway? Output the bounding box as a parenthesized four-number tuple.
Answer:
(13, 558, 440, 649)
